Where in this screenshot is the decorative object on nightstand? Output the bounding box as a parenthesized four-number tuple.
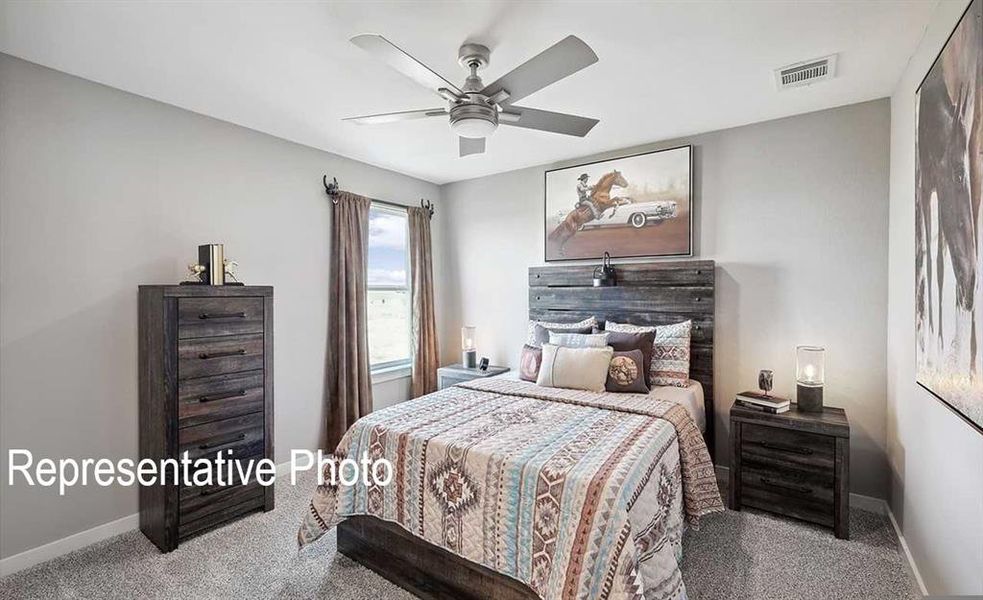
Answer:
(796, 345, 825, 412)
(184, 243, 243, 286)
(461, 326, 477, 368)
(729, 400, 850, 539)
(437, 363, 509, 390)
(735, 390, 790, 414)
(757, 369, 774, 395)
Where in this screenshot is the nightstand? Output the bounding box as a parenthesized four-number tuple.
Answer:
(437, 363, 510, 389)
(729, 402, 850, 539)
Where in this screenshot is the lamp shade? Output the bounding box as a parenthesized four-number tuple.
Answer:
(796, 346, 825, 387)
(461, 326, 476, 351)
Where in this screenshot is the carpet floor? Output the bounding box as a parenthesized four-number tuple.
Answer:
(0, 474, 921, 600)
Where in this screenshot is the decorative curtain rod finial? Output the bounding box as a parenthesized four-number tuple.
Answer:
(421, 198, 434, 219)
(323, 175, 340, 204)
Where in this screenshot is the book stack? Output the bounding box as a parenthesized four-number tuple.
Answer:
(735, 391, 791, 414)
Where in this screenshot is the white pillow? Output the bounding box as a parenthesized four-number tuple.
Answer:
(549, 331, 610, 348)
(536, 344, 613, 392)
(525, 316, 597, 345)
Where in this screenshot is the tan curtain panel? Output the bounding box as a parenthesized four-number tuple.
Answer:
(408, 206, 439, 397)
(325, 191, 373, 450)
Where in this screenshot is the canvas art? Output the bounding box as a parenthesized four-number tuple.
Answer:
(544, 146, 692, 261)
(915, 0, 983, 432)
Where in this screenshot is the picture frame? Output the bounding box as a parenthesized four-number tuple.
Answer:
(544, 145, 693, 262)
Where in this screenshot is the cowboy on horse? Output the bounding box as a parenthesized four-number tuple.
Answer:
(575, 173, 600, 220)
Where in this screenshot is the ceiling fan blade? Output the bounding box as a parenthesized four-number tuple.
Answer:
(500, 106, 598, 137)
(351, 34, 463, 99)
(459, 136, 485, 157)
(481, 35, 598, 105)
(343, 108, 447, 125)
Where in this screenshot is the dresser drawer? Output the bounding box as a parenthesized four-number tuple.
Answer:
(179, 492, 265, 540)
(180, 480, 266, 522)
(741, 423, 834, 470)
(178, 297, 264, 339)
(178, 412, 265, 461)
(179, 371, 265, 427)
(741, 470, 834, 528)
(178, 333, 264, 380)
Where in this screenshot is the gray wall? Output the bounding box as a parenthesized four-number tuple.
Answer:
(886, 0, 983, 594)
(0, 55, 444, 559)
(438, 100, 891, 499)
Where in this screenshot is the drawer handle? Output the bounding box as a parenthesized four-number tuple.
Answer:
(760, 477, 813, 496)
(197, 390, 247, 403)
(759, 441, 813, 455)
(198, 349, 246, 360)
(199, 433, 246, 450)
(198, 312, 246, 320)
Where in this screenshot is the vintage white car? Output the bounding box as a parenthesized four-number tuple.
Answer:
(582, 200, 678, 229)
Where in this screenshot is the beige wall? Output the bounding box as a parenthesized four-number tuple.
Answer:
(0, 55, 444, 559)
(438, 100, 892, 498)
(886, 0, 983, 594)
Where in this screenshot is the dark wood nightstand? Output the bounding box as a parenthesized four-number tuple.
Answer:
(729, 402, 850, 539)
(437, 363, 510, 389)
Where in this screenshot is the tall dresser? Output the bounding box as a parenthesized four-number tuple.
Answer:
(138, 285, 273, 552)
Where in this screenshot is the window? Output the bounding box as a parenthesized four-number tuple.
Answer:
(367, 203, 411, 371)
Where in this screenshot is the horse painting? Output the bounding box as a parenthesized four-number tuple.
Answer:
(544, 146, 692, 261)
(547, 170, 630, 255)
(915, 0, 983, 430)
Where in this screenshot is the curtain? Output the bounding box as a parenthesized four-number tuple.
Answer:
(325, 191, 373, 450)
(408, 206, 439, 397)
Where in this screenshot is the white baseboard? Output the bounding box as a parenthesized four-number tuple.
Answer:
(712, 464, 926, 596)
(0, 460, 293, 578)
(0, 512, 139, 577)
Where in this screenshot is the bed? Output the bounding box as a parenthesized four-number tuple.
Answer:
(298, 260, 722, 600)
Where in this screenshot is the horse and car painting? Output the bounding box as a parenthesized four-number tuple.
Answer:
(544, 145, 692, 261)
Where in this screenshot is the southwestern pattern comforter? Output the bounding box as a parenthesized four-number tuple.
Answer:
(298, 377, 722, 600)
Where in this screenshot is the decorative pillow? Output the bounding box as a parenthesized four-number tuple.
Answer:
(548, 331, 610, 348)
(605, 330, 656, 386)
(605, 320, 692, 387)
(519, 344, 543, 382)
(532, 323, 593, 347)
(606, 350, 650, 393)
(536, 344, 613, 392)
(526, 317, 597, 346)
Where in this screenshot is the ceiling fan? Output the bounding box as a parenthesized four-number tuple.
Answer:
(344, 34, 600, 157)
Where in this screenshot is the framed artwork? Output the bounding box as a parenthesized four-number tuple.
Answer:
(544, 145, 692, 262)
(915, 0, 982, 433)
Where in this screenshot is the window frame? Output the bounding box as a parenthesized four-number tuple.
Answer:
(366, 202, 413, 375)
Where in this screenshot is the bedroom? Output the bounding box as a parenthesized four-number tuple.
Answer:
(0, 1, 981, 599)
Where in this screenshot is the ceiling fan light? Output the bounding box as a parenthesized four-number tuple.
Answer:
(450, 117, 497, 138)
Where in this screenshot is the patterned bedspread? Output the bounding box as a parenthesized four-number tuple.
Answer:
(298, 378, 722, 600)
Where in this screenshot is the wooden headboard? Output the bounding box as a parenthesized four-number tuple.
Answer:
(529, 260, 715, 460)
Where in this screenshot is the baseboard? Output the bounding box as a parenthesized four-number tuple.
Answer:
(713, 464, 927, 596)
(0, 512, 139, 577)
(0, 460, 294, 578)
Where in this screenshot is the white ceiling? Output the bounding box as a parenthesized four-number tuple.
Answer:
(0, 1, 936, 185)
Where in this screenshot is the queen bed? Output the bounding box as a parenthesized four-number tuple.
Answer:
(298, 261, 722, 600)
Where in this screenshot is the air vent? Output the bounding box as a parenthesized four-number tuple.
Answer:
(775, 55, 837, 90)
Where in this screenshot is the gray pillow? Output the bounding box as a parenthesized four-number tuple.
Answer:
(532, 323, 592, 347)
(548, 331, 610, 348)
(606, 349, 650, 393)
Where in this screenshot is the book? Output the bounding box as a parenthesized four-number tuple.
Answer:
(735, 391, 791, 409)
(735, 398, 790, 414)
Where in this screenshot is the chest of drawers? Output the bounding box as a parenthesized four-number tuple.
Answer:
(729, 402, 850, 539)
(139, 285, 273, 552)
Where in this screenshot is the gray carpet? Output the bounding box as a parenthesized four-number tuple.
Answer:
(0, 474, 921, 600)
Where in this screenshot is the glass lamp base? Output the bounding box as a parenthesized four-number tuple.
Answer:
(462, 350, 477, 369)
(797, 384, 824, 412)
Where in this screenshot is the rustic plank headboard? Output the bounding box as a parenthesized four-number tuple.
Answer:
(529, 260, 715, 459)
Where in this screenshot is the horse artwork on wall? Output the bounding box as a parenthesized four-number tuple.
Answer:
(544, 145, 692, 261)
(915, 0, 982, 433)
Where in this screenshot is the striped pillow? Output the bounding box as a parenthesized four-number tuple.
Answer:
(525, 316, 597, 346)
(604, 320, 692, 387)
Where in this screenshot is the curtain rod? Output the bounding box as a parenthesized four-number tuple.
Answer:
(323, 175, 434, 218)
